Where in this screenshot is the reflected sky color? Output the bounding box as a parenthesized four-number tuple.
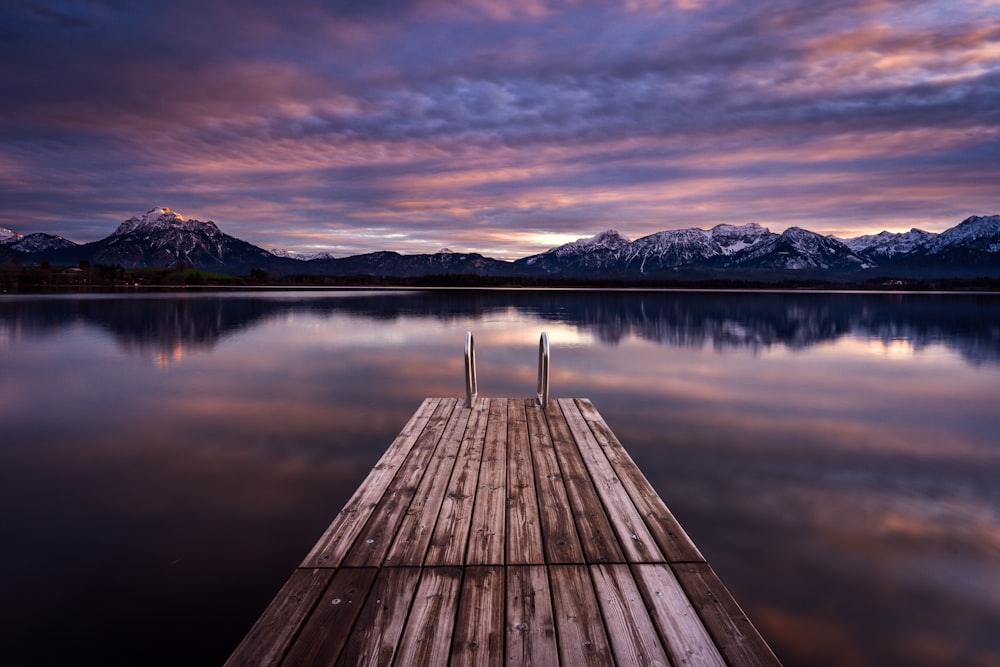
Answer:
(2, 2, 999, 255)
(1, 289, 999, 666)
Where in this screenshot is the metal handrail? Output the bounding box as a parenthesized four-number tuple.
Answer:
(464, 331, 478, 407)
(537, 331, 550, 409)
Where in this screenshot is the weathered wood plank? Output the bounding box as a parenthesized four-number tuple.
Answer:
(302, 398, 441, 568)
(280, 567, 378, 666)
(506, 565, 559, 667)
(335, 567, 422, 667)
(385, 401, 470, 566)
(590, 564, 670, 667)
(392, 567, 463, 666)
(576, 398, 705, 563)
(559, 398, 664, 564)
(506, 399, 544, 565)
(544, 401, 624, 564)
(224, 568, 333, 667)
(549, 564, 614, 666)
(632, 563, 727, 667)
(467, 398, 508, 565)
(425, 398, 490, 566)
(672, 563, 782, 667)
(341, 398, 458, 568)
(452, 566, 505, 667)
(525, 401, 586, 564)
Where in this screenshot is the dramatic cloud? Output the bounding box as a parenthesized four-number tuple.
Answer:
(1, 0, 998, 257)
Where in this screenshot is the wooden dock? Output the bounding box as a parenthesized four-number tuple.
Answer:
(226, 397, 780, 666)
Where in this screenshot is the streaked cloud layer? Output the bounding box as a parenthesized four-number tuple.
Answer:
(1, 0, 998, 257)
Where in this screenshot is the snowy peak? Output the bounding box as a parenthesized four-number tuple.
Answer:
(843, 228, 937, 258)
(112, 207, 220, 238)
(0, 226, 24, 244)
(932, 215, 1000, 252)
(554, 229, 631, 256)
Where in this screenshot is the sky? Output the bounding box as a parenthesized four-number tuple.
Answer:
(1, 0, 998, 259)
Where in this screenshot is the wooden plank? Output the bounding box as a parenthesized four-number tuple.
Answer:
(392, 567, 463, 666)
(341, 398, 458, 568)
(335, 567, 422, 667)
(544, 400, 624, 564)
(224, 568, 333, 666)
(576, 398, 705, 563)
(302, 398, 441, 568)
(466, 398, 508, 565)
(672, 563, 782, 667)
(590, 564, 670, 667)
(385, 401, 470, 565)
(506, 565, 559, 667)
(632, 564, 727, 667)
(280, 567, 379, 665)
(506, 399, 544, 565)
(549, 564, 614, 666)
(451, 566, 505, 667)
(559, 398, 664, 564)
(425, 398, 490, 566)
(525, 401, 585, 564)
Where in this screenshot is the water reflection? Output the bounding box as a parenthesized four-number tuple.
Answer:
(2, 290, 999, 366)
(1, 289, 998, 667)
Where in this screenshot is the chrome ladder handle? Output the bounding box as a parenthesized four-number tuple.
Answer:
(464, 331, 478, 407)
(537, 331, 550, 409)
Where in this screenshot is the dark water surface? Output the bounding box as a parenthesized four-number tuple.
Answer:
(1, 289, 998, 666)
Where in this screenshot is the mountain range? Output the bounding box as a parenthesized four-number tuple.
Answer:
(3, 206, 1000, 281)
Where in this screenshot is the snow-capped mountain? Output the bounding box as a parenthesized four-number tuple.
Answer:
(270, 248, 337, 261)
(7, 208, 1000, 280)
(1, 227, 23, 244)
(516, 230, 631, 273)
(624, 223, 772, 271)
(727, 226, 872, 271)
(843, 228, 938, 258)
(929, 215, 1000, 253)
(26, 206, 288, 273)
(7, 233, 78, 254)
(517, 222, 872, 275)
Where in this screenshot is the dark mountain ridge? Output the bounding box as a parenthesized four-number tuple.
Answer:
(3, 207, 1000, 281)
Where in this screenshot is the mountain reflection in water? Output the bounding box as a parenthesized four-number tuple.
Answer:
(3, 289, 999, 365)
(0, 289, 998, 667)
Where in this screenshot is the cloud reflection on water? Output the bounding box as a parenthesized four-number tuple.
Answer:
(1, 289, 998, 666)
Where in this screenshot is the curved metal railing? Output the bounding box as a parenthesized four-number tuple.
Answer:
(537, 331, 550, 409)
(463, 331, 549, 408)
(464, 331, 478, 407)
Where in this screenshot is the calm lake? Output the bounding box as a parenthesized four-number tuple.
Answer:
(1, 289, 999, 666)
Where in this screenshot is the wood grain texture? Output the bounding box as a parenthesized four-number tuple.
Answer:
(341, 398, 458, 567)
(576, 398, 705, 563)
(393, 567, 463, 667)
(233, 397, 780, 667)
(544, 400, 624, 564)
(385, 401, 470, 565)
(280, 567, 378, 666)
(425, 398, 489, 566)
(335, 567, 421, 667)
(301, 398, 440, 568)
(452, 566, 505, 667)
(525, 400, 586, 564)
(549, 564, 614, 666)
(506, 565, 559, 667)
(672, 562, 782, 667)
(224, 568, 333, 667)
(591, 564, 671, 667)
(559, 398, 663, 564)
(506, 399, 544, 565)
(467, 398, 508, 565)
(632, 563, 727, 667)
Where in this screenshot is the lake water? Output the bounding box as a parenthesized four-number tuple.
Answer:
(1, 289, 999, 666)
